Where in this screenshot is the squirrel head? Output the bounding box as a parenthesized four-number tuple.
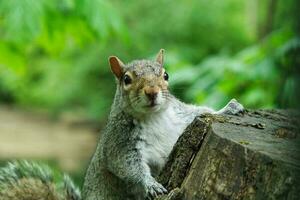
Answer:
(109, 49, 170, 116)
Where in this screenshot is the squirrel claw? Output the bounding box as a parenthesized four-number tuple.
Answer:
(145, 178, 168, 199)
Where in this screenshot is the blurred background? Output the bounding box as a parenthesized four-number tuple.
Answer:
(0, 0, 299, 187)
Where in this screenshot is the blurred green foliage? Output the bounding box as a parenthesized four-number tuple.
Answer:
(0, 0, 299, 120)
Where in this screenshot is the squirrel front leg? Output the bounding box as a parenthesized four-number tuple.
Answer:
(105, 146, 167, 199)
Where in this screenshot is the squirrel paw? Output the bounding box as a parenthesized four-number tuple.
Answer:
(221, 98, 244, 115)
(145, 178, 167, 199)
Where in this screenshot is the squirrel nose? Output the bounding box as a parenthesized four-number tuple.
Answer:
(145, 92, 158, 101)
(144, 87, 159, 101)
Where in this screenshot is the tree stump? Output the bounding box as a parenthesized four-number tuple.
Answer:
(156, 109, 300, 200)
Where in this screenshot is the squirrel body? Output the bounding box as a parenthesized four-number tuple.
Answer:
(0, 50, 244, 200)
(137, 98, 217, 176)
(82, 50, 244, 200)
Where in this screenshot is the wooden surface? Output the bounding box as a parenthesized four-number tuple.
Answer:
(157, 109, 300, 200)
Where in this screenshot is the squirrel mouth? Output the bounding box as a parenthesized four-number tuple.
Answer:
(145, 101, 158, 108)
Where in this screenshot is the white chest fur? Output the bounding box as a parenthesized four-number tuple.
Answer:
(136, 106, 189, 175)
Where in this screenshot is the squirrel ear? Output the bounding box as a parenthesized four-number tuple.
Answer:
(155, 49, 165, 66)
(109, 56, 124, 79)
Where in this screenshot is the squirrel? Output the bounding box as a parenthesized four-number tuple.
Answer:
(0, 49, 244, 200)
(82, 49, 244, 200)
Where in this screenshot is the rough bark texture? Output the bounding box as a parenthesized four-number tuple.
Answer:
(156, 109, 300, 200)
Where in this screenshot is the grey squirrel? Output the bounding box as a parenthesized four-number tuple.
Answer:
(82, 49, 244, 199)
(0, 49, 244, 200)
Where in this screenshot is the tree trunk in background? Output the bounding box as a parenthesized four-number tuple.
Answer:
(259, 0, 278, 38)
(156, 109, 300, 200)
(246, 0, 258, 39)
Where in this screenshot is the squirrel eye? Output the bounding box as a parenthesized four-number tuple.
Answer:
(123, 74, 132, 85)
(163, 72, 169, 81)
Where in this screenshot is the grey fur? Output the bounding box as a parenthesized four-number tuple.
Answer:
(126, 60, 162, 77)
(0, 161, 53, 188)
(0, 161, 81, 200)
(82, 58, 244, 200)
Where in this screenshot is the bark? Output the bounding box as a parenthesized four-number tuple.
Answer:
(156, 109, 300, 200)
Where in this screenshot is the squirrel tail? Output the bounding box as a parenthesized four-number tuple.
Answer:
(0, 161, 81, 200)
